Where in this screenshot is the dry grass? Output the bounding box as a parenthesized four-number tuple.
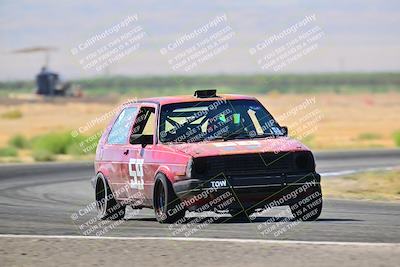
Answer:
(322, 170, 400, 201)
(0, 101, 115, 146)
(0, 92, 399, 150)
(0, 109, 23, 119)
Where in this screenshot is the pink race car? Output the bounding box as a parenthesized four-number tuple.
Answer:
(92, 90, 322, 223)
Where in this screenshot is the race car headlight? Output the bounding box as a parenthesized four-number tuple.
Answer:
(294, 152, 315, 171)
(194, 157, 207, 175)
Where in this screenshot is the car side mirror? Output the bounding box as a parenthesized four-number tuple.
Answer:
(281, 126, 288, 136)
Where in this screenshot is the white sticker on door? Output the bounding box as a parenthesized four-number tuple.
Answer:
(129, 158, 144, 190)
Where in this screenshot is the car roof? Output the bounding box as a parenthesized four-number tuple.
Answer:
(132, 94, 257, 106)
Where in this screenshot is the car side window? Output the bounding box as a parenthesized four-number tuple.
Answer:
(130, 107, 155, 145)
(107, 107, 137, 145)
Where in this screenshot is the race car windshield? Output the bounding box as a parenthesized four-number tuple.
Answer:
(159, 99, 285, 143)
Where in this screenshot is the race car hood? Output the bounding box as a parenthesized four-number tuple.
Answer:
(169, 137, 309, 158)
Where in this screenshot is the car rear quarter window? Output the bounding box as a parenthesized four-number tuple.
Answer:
(107, 107, 137, 145)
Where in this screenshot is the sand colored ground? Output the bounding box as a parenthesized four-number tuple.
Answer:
(260, 92, 400, 149)
(0, 100, 114, 146)
(322, 170, 400, 202)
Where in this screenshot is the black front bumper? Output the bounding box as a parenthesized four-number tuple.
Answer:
(173, 172, 321, 210)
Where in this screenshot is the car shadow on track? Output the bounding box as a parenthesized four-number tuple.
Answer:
(124, 216, 362, 224)
(206, 216, 362, 224)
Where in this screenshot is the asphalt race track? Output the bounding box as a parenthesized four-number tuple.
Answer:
(0, 149, 399, 266)
(0, 149, 399, 242)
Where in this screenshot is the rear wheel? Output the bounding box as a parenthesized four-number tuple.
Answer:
(95, 174, 125, 220)
(153, 173, 185, 223)
(289, 185, 322, 221)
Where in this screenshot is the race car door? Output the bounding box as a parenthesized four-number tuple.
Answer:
(101, 105, 138, 199)
(120, 104, 157, 206)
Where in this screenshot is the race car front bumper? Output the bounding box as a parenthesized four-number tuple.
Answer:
(172, 172, 321, 210)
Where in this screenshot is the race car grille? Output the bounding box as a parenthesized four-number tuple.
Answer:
(192, 151, 315, 178)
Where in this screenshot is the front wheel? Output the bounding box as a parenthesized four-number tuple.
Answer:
(153, 173, 185, 223)
(289, 186, 323, 221)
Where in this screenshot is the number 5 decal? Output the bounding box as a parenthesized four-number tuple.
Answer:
(129, 158, 144, 190)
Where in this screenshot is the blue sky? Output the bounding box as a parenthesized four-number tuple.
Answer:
(0, 0, 399, 80)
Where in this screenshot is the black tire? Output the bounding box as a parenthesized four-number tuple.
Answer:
(95, 174, 125, 220)
(153, 173, 185, 223)
(289, 185, 323, 221)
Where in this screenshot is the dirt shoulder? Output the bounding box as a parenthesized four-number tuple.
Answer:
(322, 170, 400, 201)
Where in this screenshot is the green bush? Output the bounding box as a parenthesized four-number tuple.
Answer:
(32, 150, 55, 161)
(0, 146, 18, 157)
(66, 142, 86, 155)
(393, 131, 400, 147)
(73, 134, 100, 155)
(9, 134, 29, 149)
(1, 109, 23, 119)
(31, 132, 72, 154)
(30, 131, 99, 158)
(358, 132, 381, 140)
